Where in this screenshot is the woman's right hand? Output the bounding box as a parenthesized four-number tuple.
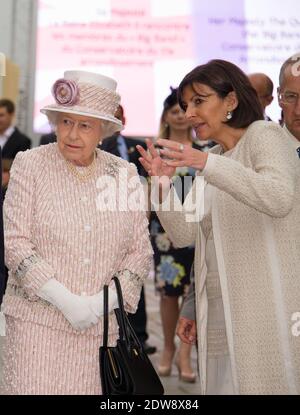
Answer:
(136, 138, 176, 178)
(60, 294, 99, 331)
(176, 316, 197, 345)
(37, 279, 99, 330)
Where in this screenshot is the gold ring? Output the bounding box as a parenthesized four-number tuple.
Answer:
(179, 144, 184, 152)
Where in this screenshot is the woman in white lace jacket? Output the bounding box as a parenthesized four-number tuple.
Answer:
(137, 59, 300, 395)
(0, 71, 152, 394)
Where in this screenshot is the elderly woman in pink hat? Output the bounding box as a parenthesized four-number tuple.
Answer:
(0, 71, 152, 394)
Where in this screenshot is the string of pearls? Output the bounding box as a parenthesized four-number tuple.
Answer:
(66, 152, 97, 182)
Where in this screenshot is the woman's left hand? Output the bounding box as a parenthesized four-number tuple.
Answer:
(156, 138, 208, 171)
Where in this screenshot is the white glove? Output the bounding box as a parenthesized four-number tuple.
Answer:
(84, 288, 118, 318)
(37, 279, 98, 330)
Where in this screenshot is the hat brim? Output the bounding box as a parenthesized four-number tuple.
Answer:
(40, 106, 123, 138)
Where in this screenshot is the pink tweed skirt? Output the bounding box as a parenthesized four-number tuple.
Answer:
(0, 316, 118, 395)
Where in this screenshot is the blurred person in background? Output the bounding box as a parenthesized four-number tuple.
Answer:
(0, 99, 31, 191)
(248, 72, 273, 121)
(0, 99, 31, 158)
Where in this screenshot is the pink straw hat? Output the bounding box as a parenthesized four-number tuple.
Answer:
(41, 70, 123, 138)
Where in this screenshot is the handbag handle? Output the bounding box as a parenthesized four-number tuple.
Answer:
(102, 276, 130, 347)
(112, 277, 143, 352)
(102, 284, 109, 348)
(102, 276, 141, 351)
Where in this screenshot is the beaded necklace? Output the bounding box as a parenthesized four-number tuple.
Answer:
(66, 152, 96, 182)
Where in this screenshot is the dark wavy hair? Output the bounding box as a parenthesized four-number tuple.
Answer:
(178, 59, 264, 128)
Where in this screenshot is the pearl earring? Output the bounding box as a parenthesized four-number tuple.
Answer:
(226, 111, 233, 120)
(164, 123, 169, 129)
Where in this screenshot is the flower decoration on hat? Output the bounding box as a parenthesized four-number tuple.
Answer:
(52, 78, 79, 106)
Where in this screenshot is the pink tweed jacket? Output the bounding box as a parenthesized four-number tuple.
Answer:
(2, 143, 153, 337)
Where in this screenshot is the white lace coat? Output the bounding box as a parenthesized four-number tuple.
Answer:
(157, 121, 300, 394)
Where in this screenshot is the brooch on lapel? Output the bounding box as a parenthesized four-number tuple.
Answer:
(104, 160, 120, 177)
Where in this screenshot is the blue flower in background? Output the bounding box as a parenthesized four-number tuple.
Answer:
(157, 256, 185, 287)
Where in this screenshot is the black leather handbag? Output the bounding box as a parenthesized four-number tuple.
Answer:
(99, 276, 164, 395)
